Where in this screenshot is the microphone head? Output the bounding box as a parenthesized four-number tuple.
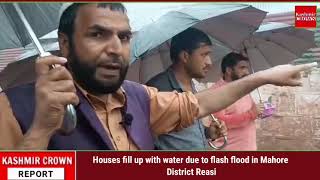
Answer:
(123, 113, 133, 126)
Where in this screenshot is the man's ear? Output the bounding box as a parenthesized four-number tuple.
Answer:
(226, 67, 233, 75)
(178, 51, 190, 64)
(58, 32, 70, 58)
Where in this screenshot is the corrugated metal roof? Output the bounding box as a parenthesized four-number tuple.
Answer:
(0, 48, 24, 72)
(263, 12, 295, 25)
(263, 11, 320, 64)
(0, 45, 39, 72)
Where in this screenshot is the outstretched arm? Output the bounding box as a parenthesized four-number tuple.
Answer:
(196, 63, 316, 119)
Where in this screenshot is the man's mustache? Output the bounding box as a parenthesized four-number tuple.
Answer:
(98, 63, 122, 69)
(97, 59, 125, 69)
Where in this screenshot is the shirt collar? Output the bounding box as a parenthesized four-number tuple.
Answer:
(167, 67, 197, 93)
(166, 68, 183, 92)
(75, 82, 126, 111)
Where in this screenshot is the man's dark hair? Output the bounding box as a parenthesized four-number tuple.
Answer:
(221, 52, 249, 74)
(58, 3, 127, 43)
(170, 28, 212, 64)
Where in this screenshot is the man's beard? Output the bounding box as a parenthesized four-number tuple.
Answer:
(68, 48, 128, 95)
(231, 71, 247, 81)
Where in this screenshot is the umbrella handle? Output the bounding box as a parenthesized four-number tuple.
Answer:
(207, 114, 228, 150)
(208, 136, 228, 150)
(59, 104, 77, 136)
(192, 84, 228, 149)
(40, 52, 77, 136)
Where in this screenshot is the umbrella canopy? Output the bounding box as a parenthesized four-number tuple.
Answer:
(209, 22, 316, 79)
(0, 50, 62, 90)
(127, 22, 316, 84)
(128, 4, 267, 83)
(0, 3, 62, 88)
(131, 4, 267, 63)
(243, 22, 316, 72)
(127, 37, 232, 83)
(0, 3, 62, 50)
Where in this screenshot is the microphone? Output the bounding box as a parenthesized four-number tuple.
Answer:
(124, 113, 133, 126)
(120, 113, 133, 126)
(120, 100, 133, 126)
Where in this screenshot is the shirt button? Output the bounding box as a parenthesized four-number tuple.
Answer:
(116, 136, 121, 141)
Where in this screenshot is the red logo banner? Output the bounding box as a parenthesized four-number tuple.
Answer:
(295, 6, 317, 28)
